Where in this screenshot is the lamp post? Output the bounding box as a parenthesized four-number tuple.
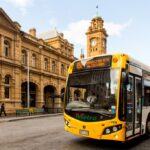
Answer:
(27, 49, 30, 108)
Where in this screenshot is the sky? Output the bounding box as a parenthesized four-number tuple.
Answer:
(0, 0, 150, 65)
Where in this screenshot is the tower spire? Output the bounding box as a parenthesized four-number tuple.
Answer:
(86, 3, 108, 57)
(80, 48, 84, 59)
(96, 5, 99, 17)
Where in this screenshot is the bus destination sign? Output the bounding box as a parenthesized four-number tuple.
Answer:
(74, 56, 111, 71)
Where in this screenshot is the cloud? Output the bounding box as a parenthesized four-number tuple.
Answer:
(5, 0, 34, 7)
(63, 19, 132, 57)
(49, 17, 58, 28)
(63, 19, 132, 46)
(63, 20, 90, 47)
(104, 19, 132, 36)
(5, 0, 34, 15)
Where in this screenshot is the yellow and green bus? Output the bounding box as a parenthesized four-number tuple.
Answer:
(64, 53, 150, 142)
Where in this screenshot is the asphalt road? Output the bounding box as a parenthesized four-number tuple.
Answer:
(0, 115, 149, 150)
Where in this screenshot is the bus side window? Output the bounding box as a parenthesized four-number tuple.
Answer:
(126, 76, 134, 124)
(143, 79, 150, 106)
(144, 86, 150, 106)
(119, 71, 129, 121)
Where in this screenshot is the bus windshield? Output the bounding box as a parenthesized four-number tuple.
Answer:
(65, 68, 120, 121)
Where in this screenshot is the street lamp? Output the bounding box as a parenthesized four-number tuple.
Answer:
(27, 49, 30, 108)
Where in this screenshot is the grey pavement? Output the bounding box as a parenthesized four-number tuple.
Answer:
(0, 113, 62, 123)
(0, 115, 149, 150)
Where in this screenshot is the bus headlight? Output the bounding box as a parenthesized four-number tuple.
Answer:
(112, 126, 118, 132)
(103, 124, 122, 135)
(64, 119, 70, 127)
(105, 128, 111, 134)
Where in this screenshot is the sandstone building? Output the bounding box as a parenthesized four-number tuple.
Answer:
(0, 8, 74, 113)
(86, 16, 108, 57)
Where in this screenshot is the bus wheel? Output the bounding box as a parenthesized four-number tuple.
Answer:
(146, 115, 150, 136)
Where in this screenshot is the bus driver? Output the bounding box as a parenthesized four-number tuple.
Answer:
(87, 92, 97, 105)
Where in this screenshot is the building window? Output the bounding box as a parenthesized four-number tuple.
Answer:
(52, 61, 56, 73)
(67, 65, 69, 71)
(4, 75, 10, 99)
(102, 39, 106, 48)
(61, 64, 65, 75)
(32, 54, 36, 67)
(21, 50, 27, 65)
(44, 58, 48, 71)
(68, 49, 71, 56)
(4, 40, 10, 57)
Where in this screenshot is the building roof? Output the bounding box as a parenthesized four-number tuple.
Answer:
(38, 28, 62, 40)
(0, 7, 18, 31)
(92, 16, 103, 21)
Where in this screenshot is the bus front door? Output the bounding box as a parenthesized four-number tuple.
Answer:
(134, 77, 142, 134)
(126, 75, 142, 138)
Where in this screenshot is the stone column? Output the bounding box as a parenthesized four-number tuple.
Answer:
(13, 68, 22, 108)
(14, 34, 21, 65)
(54, 79, 62, 109)
(0, 35, 4, 57)
(36, 77, 44, 108)
(1, 75, 5, 101)
(0, 76, 5, 102)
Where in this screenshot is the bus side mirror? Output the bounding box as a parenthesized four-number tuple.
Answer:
(122, 72, 129, 85)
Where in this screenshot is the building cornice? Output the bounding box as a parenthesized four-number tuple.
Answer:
(0, 59, 67, 81)
(0, 23, 18, 33)
(21, 32, 74, 62)
(86, 28, 108, 37)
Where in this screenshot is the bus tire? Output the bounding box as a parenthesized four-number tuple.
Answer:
(146, 114, 150, 136)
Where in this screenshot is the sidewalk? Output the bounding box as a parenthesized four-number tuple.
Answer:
(0, 113, 63, 123)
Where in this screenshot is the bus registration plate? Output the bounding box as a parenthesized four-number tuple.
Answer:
(79, 130, 89, 136)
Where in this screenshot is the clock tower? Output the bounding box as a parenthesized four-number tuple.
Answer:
(86, 16, 108, 57)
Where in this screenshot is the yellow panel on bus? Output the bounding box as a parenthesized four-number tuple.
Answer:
(111, 54, 128, 69)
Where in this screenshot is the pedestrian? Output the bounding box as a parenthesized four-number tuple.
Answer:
(0, 103, 1, 113)
(0, 103, 7, 116)
(42, 104, 46, 113)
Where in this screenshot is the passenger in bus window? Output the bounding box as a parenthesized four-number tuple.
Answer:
(74, 93, 81, 101)
(74, 93, 79, 101)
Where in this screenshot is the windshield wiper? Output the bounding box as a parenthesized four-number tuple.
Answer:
(82, 109, 113, 117)
(98, 112, 112, 117)
(66, 106, 90, 111)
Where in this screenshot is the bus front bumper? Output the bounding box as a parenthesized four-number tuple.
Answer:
(64, 114, 126, 142)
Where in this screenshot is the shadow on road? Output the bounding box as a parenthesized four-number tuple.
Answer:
(72, 135, 149, 150)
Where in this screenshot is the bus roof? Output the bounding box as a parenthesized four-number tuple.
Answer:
(75, 53, 150, 72)
(128, 55, 150, 72)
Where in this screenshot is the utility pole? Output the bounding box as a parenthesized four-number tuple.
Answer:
(27, 49, 30, 108)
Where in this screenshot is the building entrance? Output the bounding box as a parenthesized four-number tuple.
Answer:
(21, 82, 37, 107)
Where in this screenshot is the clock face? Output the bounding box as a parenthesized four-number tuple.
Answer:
(91, 39, 97, 47)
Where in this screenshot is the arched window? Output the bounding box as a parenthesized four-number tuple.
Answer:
(44, 58, 48, 71)
(66, 49, 68, 57)
(4, 40, 10, 57)
(4, 75, 11, 99)
(21, 50, 27, 65)
(61, 88, 65, 101)
(52, 61, 56, 73)
(61, 64, 65, 75)
(32, 54, 36, 67)
(74, 89, 81, 100)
